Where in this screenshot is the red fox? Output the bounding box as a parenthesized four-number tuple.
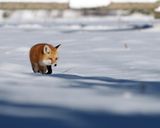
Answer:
(29, 43, 61, 74)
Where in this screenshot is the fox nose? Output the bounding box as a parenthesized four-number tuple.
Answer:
(49, 58, 57, 65)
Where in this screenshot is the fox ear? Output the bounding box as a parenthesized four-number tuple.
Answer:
(55, 44, 61, 49)
(43, 45, 51, 54)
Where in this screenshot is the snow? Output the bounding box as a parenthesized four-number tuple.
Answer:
(0, 15, 160, 127)
(155, 6, 160, 12)
(69, 0, 111, 9)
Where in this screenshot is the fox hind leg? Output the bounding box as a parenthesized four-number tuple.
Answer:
(31, 63, 52, 74)
(31, 63, 39, 73)
(38, 65, 48, 74)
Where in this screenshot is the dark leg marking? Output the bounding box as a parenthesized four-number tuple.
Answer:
(47, 66, 52, 74)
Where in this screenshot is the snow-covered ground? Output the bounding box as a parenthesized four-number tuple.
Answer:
(0, 15, 160, 128)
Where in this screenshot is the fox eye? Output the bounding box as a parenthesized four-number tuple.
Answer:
(55, 57, 58, 60)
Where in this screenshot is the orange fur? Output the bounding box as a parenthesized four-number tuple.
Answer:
(29, 43, 60, 74)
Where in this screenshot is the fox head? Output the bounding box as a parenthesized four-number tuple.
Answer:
(40, 44, 61, 66)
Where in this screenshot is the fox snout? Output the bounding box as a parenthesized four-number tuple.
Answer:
(49, 57, 58, 64)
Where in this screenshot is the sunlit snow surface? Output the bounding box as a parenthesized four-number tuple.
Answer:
(0, 16, 160, 127)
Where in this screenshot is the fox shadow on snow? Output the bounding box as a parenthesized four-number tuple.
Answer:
(51, 73, 160, 96)
(1, 73, 160, 128)
(0, 100, 160, 128)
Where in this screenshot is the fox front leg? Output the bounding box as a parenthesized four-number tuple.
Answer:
(47, 65, 52, 74)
